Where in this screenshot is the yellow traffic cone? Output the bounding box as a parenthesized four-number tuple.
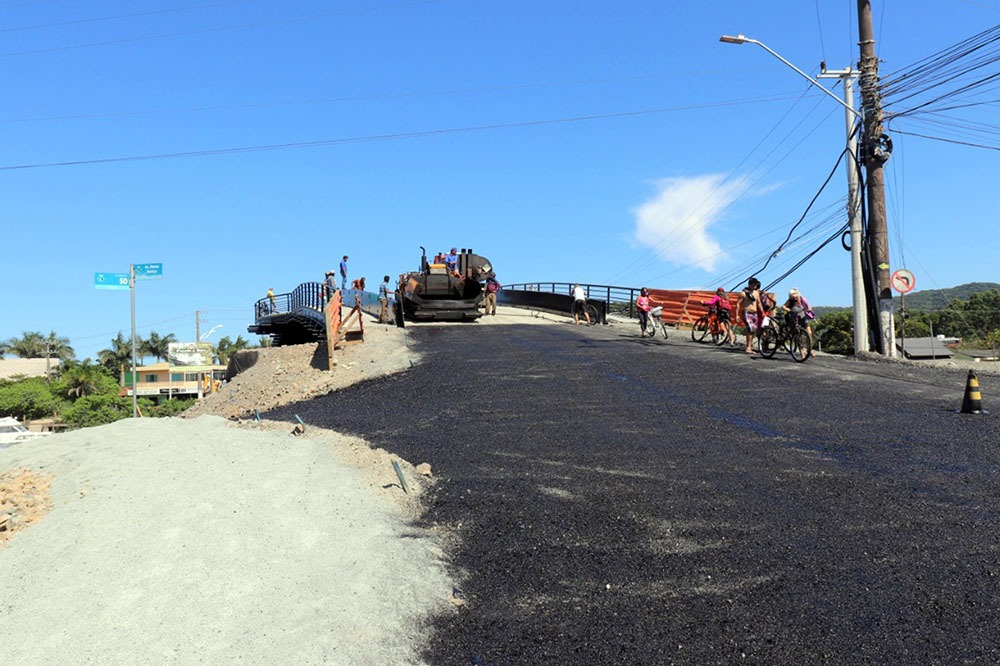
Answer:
(959, 370, 986, 414)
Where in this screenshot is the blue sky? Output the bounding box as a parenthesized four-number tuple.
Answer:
(3, 0, 998, 360)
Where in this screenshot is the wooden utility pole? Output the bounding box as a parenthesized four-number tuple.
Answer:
(857, 0, 895, 356)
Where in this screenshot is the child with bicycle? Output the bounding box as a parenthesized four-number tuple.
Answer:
(636, 287, 652, 335)
(702, 287, 735, 346)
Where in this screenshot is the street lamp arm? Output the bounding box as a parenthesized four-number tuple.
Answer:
(719, 34, 859, 120)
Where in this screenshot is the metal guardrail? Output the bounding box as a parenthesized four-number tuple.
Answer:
(498, 288, 608, 324)
(503, 282, 644, 319)
(253, 282, 327, 319)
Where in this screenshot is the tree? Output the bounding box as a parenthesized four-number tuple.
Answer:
(142, 331, 177, 363)
(984, 330, 1000, 361)
(56, 359, 119, 400)
(0, 377, 59, 421)
(214, 335, 250, 365)
(61, 393, 137, 428)
(98, 332, 134, 377)
(935, 290, 1000, 342)
(812, 310, 855, 356)
(1, 330, 74, 360)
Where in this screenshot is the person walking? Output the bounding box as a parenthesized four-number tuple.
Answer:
(636, 287, 652, 335)
(339, 255, 349, 290)
(483, 276, 501, 316)
(571, 284, 591, 325)
(378, 275, 391, 323)
(266, 287, 277, 314)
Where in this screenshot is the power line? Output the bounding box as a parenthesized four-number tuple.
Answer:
(0, 0, 444, 58)
(0, 0, 261, 34)
(0, 96, 819, 171)
(605, 85, 837, 285)
(888, 127, 1000, 151)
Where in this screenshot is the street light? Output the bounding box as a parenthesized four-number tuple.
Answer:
(720, 34, 868, 355)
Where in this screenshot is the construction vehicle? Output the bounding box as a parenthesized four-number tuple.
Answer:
(396, 247, 495, 322)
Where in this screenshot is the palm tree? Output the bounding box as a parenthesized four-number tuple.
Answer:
(1, 331, 74, 360)
(3, 331, 45, 357)
(142, 331, 177, 363)
(60, 359, 112, 399)
(44, 331, 75, 361)
(98, 332, 134, 377)
(214, 335, 250, 365)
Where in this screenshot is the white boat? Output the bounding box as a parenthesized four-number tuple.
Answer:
(0, 417, 52, 446)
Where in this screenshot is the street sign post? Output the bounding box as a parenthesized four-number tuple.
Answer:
(94, 262, 165, 418)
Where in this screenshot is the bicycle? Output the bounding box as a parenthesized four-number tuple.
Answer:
(643, 306, 668, 338)
(758, 310, 813, 362)
(573, 300, 600, 326)
(691, 305, 729, 346)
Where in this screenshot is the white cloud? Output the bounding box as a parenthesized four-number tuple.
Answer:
(631, 174, 746, 273)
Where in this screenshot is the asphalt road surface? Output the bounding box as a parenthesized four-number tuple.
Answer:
(269, 322, 1000, 665)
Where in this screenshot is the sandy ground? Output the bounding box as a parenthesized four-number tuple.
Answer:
(0, 307, 558, 665)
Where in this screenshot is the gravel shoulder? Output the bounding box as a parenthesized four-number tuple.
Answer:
(1, 316, 466, 665)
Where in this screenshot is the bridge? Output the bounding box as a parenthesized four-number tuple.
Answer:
(248, 280, 748, 345)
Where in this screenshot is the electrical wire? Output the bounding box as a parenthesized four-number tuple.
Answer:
(0, 97, 827, 172)
(0, 0, 445, 59)
(609, 92, 839, 286)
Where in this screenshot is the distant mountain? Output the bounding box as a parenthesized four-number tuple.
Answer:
(899, 282, 1000, 311)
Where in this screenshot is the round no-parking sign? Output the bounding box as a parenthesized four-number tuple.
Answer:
(891, 269, 916, 294)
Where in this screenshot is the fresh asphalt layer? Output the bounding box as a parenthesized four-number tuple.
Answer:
(268, 322, 1000, 665)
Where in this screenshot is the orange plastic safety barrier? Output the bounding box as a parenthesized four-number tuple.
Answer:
(646, 289, 775, 328)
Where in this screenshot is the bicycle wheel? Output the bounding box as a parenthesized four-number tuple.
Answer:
(691, 315, 710, 342)
(586, 304, 599, 326)
(758, 324, 779, 358)
(659, 320, 669, 340)
(790, 329, 812, 363)
(717, 322, 733, 346)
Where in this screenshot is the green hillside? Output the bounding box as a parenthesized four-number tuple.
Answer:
(813, 282, 1000, 316)
(898, 282, 1000, 311)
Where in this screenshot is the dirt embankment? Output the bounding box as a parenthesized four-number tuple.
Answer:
(184, 323, 417, 420)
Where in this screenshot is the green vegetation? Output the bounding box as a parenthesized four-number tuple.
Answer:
(814, 283, 1000, 355)
(0, 329, 263, 429)
(215, 335, 250, 365)
(812, 310, 855, 356)
(0, 360, 199, 428)
(896, 282, 1000, 311)
(0, 331, 75, 360)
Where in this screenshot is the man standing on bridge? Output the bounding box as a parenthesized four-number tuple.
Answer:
(339, 255, 349, 290)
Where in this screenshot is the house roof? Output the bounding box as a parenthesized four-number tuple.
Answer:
(897, 337, 954, 359)
(0, 358, 62, 380)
